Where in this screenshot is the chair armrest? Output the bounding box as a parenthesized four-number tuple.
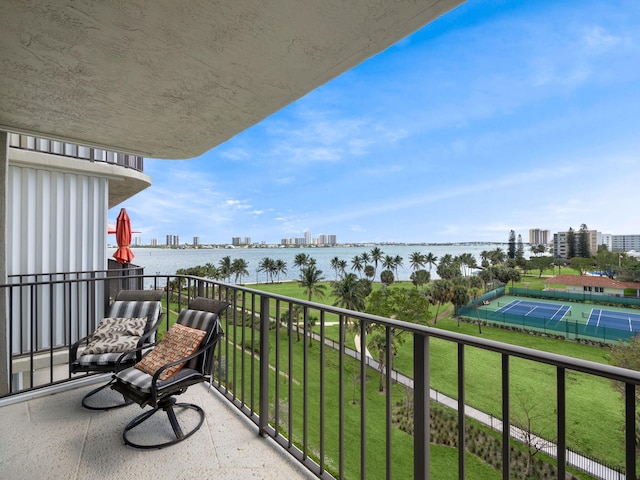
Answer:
(69, 334, 93, 363)
(149, 332, 224, 399)
(113, 342, 159, 372)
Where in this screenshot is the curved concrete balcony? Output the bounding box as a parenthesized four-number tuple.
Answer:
(8, 133, 149, 207)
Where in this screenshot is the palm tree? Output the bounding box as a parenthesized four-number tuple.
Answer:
(231, 258, 249, 284)
(364, 264, 375, 280)
(298, 264, 326, 302)
(409, 251, 426, 272)
(332, 273, 368, 338)
(491, 247, 506, 265)
(351, 255, 364, 278)
(274, 259, 287, 283)
(218, 256, 233, 282)
(382, 254, 395, 272)
(338, 259, 348, 279)
(360, 251, 371, 267)
(370, 247, 384, 279)
(393, 254, 403, 279)
(293, 253, 311, 270)
(258, 257, 276, 283)
(330, 256, 342, 280)
(430, 279, 454, 324)
(425, 252, 438, 273)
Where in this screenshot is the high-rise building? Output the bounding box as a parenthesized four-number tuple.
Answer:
(304, 231, 312, 245)
(150, 238, 158, 247)
(611, 235, 640, 252)
(529, 228, 550, 245)
(553, 229, 598, 259)
(193, 236, 200, 247)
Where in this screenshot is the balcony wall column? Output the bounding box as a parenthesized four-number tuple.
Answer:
(0, 131, 8, 395)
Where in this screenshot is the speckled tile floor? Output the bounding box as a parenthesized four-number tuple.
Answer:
(0, 381, 316, 480)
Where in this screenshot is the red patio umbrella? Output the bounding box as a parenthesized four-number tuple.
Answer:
(112, 208, 135, 265)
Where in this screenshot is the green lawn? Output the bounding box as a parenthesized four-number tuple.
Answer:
(245, 279, 630, 469)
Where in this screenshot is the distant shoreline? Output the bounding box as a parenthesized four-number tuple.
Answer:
(110, 241, 516, 250)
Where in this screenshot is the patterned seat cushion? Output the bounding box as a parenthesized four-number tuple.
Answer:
(116, 365, 202, 393)
(135, 323, 207, 380)
(83, 317, 147, 355)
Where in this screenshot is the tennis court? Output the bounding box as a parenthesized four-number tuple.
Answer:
(584, 308, 640, 333)
(496, 299, 571, 321)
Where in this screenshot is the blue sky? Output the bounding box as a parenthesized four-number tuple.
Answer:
(110, 0, 640, 245)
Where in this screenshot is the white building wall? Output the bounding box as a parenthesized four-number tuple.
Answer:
(8, 165, 108, 275)
(7, 164, 108, 353)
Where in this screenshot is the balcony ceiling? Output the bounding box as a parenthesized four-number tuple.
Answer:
(0, 0, 463, 160)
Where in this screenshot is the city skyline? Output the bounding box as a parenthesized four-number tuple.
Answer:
(109, 0, 640, 245)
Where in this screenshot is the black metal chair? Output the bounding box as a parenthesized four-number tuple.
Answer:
(69, 289, 164, 410)
(112, 297, 229, 449)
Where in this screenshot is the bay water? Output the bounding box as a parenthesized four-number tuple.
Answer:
(109, 243, 514, 283)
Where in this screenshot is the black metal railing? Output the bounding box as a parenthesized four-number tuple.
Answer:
(1, 273, 638, 480)
(8, 133, 144, 172)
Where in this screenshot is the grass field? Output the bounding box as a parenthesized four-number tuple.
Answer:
(246, 278, 631, 470)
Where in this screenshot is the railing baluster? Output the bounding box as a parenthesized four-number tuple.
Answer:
(557, 366, 566, 479)
(458, 343, 465, 480)
(414, 332, 430, 480)
(625, 382, 637, 480)
(259, 295, 270, 436)
(386, 325, 392, 480)
(360, 319, 367, 480)
(502, 353, 510, 480)
(2, 273, 640, 480)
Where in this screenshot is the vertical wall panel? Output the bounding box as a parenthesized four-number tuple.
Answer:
(8, 164, 108, 352)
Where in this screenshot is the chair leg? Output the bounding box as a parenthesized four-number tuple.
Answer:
(81, 378, 133, 411)
(122, 398, 205, 449)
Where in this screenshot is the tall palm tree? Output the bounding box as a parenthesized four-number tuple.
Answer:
(338, 259, 348, 279)
(425, 252, 438, 273)
(258, 257, 276, 283)
(332, 273, 367, 312)
(218, 256, 233, 282)
(370, 247, 384, 279)
(231, 258, 249, 284)
(360, 251, 371, 267)
(393, 254, 403, 279)
(274, 259, 287, 283)
(298, 264, 326, 302)
(382, 254, 395, 272)
(409, 251, 426, 272)
(330, 256, 342, 280)
(430, 279, 454, 325)
(293, 253, 311, 270)
(351, 255, 364, 278)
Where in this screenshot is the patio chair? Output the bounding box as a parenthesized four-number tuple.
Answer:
(112, 296, 229, 449)
(69, 289, 164, 410)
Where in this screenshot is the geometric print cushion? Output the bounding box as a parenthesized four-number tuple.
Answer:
(83, 317, 147, 355)
(134, 323, 206, 380)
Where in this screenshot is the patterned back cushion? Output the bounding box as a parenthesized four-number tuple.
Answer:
(107, 301, 162, 335)
(83, 317, 147, 355)
(134, 323, 207, 380)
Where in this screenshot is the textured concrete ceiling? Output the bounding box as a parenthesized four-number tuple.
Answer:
(0, 0, 463, 159)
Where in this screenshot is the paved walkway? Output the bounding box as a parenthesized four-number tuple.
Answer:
(347, 339, 624, 480)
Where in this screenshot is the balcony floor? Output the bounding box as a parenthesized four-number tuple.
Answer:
(0, 380, 316, 480)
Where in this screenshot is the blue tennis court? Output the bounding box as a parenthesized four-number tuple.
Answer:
(496, 299, 571, 321)
(585, 308, 640, 332)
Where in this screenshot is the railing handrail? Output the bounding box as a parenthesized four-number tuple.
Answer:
(4, 273, 640, 386)
(2, 272, 637, 479)
(8, 132, 144, 172)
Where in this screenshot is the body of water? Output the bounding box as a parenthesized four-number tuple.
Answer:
(109, 243, 517, 284)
